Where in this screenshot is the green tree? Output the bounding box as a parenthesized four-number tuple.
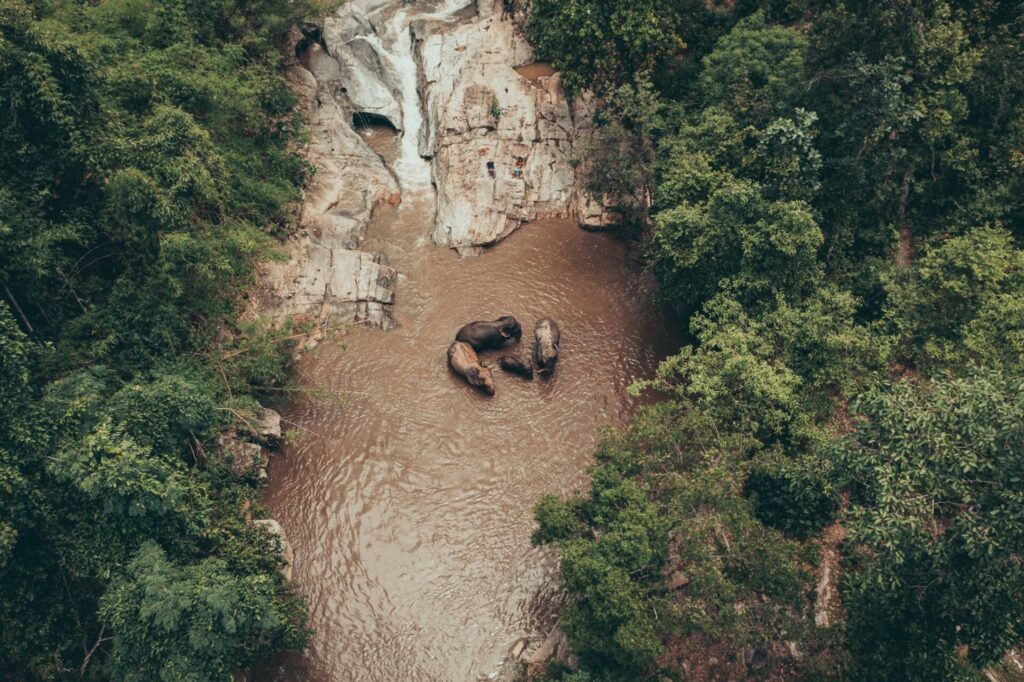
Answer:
(0, 0, 315, 675)
(528, 1, 1024, 678)
(650, 177, 823, 317)
(99, 541, 305, 681)
(699, 12, 807, 124)
(526, 0, 690, 94)
(835, 371, 1024, 679)
(576, 75, 666, 227)
(808, 0, 986, 284)
(884, 226, 1024, 373)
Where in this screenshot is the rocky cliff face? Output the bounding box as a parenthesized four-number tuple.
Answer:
(415, 1, 582, 252)
(261, 0, 596, 325)
(258, 22, 401, 329)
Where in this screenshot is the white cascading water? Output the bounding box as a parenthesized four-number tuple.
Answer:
(363, 0, 471, 192)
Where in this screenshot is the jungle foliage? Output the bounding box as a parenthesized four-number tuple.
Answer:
(0, 0, 326, 678)
(528, 1, 1024, 679)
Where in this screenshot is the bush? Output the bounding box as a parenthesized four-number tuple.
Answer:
(744, 451, 839, 539)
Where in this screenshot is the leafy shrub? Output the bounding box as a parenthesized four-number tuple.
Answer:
(0, 0, 317, 674)
(744, 451, 839, 539)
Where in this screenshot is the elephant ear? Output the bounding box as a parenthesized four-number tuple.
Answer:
(467, 367, 480, 380)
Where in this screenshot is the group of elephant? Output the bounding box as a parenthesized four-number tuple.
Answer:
(447, 316, 561, 395)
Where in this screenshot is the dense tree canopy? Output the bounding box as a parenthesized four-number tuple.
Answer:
(836, 371, 1024, 679)
(2, 0, 1022, 678)
(0, 0, 319, 677)
(528, 0, 1024, 679)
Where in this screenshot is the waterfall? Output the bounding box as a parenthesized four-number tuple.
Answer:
(363, 0, 472, 192)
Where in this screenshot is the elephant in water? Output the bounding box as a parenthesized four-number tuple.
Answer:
(499, 354, 533, 379)
(455, 316, 522, 351)
(448, 341, 496, 395)
(533, 317, 560, 375)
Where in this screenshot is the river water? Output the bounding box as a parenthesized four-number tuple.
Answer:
(258, 3, 679, 679)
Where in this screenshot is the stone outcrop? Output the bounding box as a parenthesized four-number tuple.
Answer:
(262, 0, 600, 324)
(220, 405, 282, 478)
(255, 407, 282, 445)
(258, 24, 399, 329)
(563, 91, 619, 230)
(254, 519, 295, 581)
(220, 435, 269, 480)
(415, 0, 582, 252)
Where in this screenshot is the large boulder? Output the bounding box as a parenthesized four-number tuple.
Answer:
(254, 519, 294, 581)
(415, 2, 582, 252)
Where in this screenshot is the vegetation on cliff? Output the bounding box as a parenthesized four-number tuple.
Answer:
(0, 0, 325, 677)
(529, 1, 1024, 679)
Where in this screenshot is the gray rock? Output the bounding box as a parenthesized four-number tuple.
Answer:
(254, 519, 294, 581)
(256, 407, 282, 444)
(258, 37, 399, 329)
(220, 436, 269, 480)
(415, 6, 584, 250)
(317, 2, 422, 131)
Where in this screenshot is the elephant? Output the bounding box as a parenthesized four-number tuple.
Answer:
(454, 316, 522, 351)
(533, 317, 560, 375)
(448, 341, 496, 395)
(499, 354, 534, 379)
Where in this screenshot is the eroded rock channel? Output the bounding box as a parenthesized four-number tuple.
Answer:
(257, 0, 678, 679)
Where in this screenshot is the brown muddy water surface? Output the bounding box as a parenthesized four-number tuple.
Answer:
(514, 61, 557, 84)
(260, 196, 679, 681)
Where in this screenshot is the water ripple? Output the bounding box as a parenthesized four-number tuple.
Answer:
(260, 193, 678, 679)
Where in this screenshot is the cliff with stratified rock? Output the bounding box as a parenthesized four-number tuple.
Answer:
(415, 0, 584, 251)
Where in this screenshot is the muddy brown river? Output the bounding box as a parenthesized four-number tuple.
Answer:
(258, 187, 678, 680)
